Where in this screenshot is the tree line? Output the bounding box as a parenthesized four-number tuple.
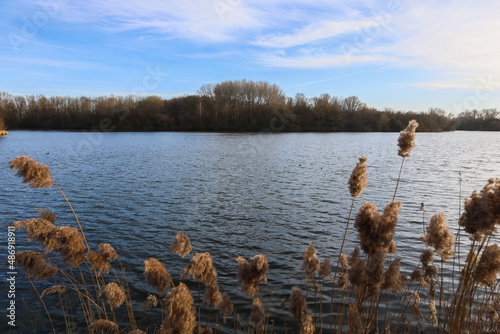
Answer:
(0, 80, 498, 132)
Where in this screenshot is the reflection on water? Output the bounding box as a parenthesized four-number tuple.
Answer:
(1, 131, 499, 332)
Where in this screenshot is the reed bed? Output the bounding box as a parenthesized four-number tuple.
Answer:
(7, 120, 500, 333)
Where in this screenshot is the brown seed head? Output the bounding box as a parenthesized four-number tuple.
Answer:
(34, 208, 57, 223)
(89, 319, 119, 334)
(203, 284, 222, 307)
(347, 304, 363, 334)
(366, 251, 386, 296)
(289, 286, 307, 320)
(56, 226, 86, 267)
(181, 252, 217, 287)
(99, 243, 118, 262)
(251, 298, 265, 328)
(338, 273, 349, 291)
(144, 294, 158, 309)
(382, 258, 405, 293)
(459, 178, 500, 236)
(14, 218, 58, 253)
(236, 254, 269, 297)
(397, 120, 418, 158)
(41, 285, 66, 297)
(475, 244, 500, 287)
(349, 156, 368, 198)
(421, 212, 455, 261)
(302, 243, 320, 279)
(429, 299, 438, 324)
(161, 283, 196, 334)
(172, 231, 192, 258)
(339, 253, 349, 270)
(220, 293, 233, 323)
(15, 251, 57, 280)
(144, 258, 173, 295)
(354, 200, 401, 255)
(319, 258, 331, 278)
(100, 282, 126, 309)
(410, 269, 421, 282)
(348, 248, 366, 288)
(87, 250, 111, 275)
(300, 314, 315, 334)
(10, 156, 54, 188)
(420, 248, 435, 268)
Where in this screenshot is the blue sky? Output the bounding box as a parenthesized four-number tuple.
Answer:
(1, 0, 499, 113)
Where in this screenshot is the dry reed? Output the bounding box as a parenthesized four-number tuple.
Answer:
(15, 251, 57, 280)
(89, 319, 119, 334)
(144, 258, 173, 295)
(348, 156, 368, 198)
(421, 212, 454, 261)
(161, 283, 196, 334)
(397, 120, 418, 158)
(172, 231, 192, 258)
(9, 156, 54, 188)
(100, 282, 126, 308)
(181, 252, 218, 287)
(236, 254, 269, 297)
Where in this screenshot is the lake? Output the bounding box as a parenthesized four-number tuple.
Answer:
(1, 130, 499, 333)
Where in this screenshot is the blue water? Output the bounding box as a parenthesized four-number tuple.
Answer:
(1, 131, 499, 333)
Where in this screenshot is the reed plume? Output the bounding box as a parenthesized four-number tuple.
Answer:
(160, 283, 196, 334)
(14, 218, 58, 252)
(301, 314, 315, 334)
(302, 243, 320, 279)
(347, 304, 363, 334)
(348, 247, 366, 288)
(251, 298, 265, 328)
(89, 319, 119, 334)
(319, 258, 331, 278)
(397, 120, 419, 158)
(381, 258, 405, 293)
(475, 244, 500, 287)
(56, 226, 86, 267)
(289, 286, 307, 321)
(181, 252, 218, 287)
(366, 250, 386, 295)
(349, 156, 368, 198)
(203, 284, 222, 307)
(34, 208, 57, 223)
(144, 258, 173, 295)
(429, 299, 438, 324)
(87, 250, 111, 275)
(99, 243, 118, 262)
(421, 212, 454, 261)
(236, 254, 269, 297)
(15, 251, 57, 280)
(144, 294, 158, 309)
(459, 178, 500, 236)
(9, 156, 54, 188)
(41, 285, 66, 297)
(100, 282, 126, 308)
(354, 200, 402, 255)
(220, 293, 233, 323)
(172, 231, 192, 258)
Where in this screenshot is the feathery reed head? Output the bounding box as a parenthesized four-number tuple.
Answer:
(397, 119, 418, 158)
(144, 294, 158, 309)
(420, 248, 435, 267)
(251, 298, 265, 328)
(289, 286, 307, 321)
(410, 269, 421, 282)
(366, 251, 386, 295)
(348, 304, 363, 334)
(429, 300, 438, 324)
(14, 218, 58, 252)
(181, 252, 217, 287)
(34, 208, 57, 223)
(99, 243, 118, 262)
(56, 226, 86, 267)
(15, 251, 57, 280)
(203, 284, 222, 307)
(301, 314, 315, 334)
(236, 254, 269, 297)
(354, 200, 401, 255)
(89, 319, 119, 334)
(319, 258, 331, 278)
(349, 156, 368, 198)
(421, 212, 454, 261)
(340, 253, 349, 270)
(302, 243, 320, 279)
(220, 293, 233, 323)
(144, 258, 173, 295)
(41, 285, 66, 297)
(338, 273, 349, 290)
(9, 156, 54, 188)
(161, 283, 196, 334)
(87, 250, 111, 275)
(475, 244, 500, 287)
(100, 282, 126, 308)
(459, 178, 500, 236)
(172, 231, 192, 258)
(349, 247, 366, 288)
(382, 258, 405, 293)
